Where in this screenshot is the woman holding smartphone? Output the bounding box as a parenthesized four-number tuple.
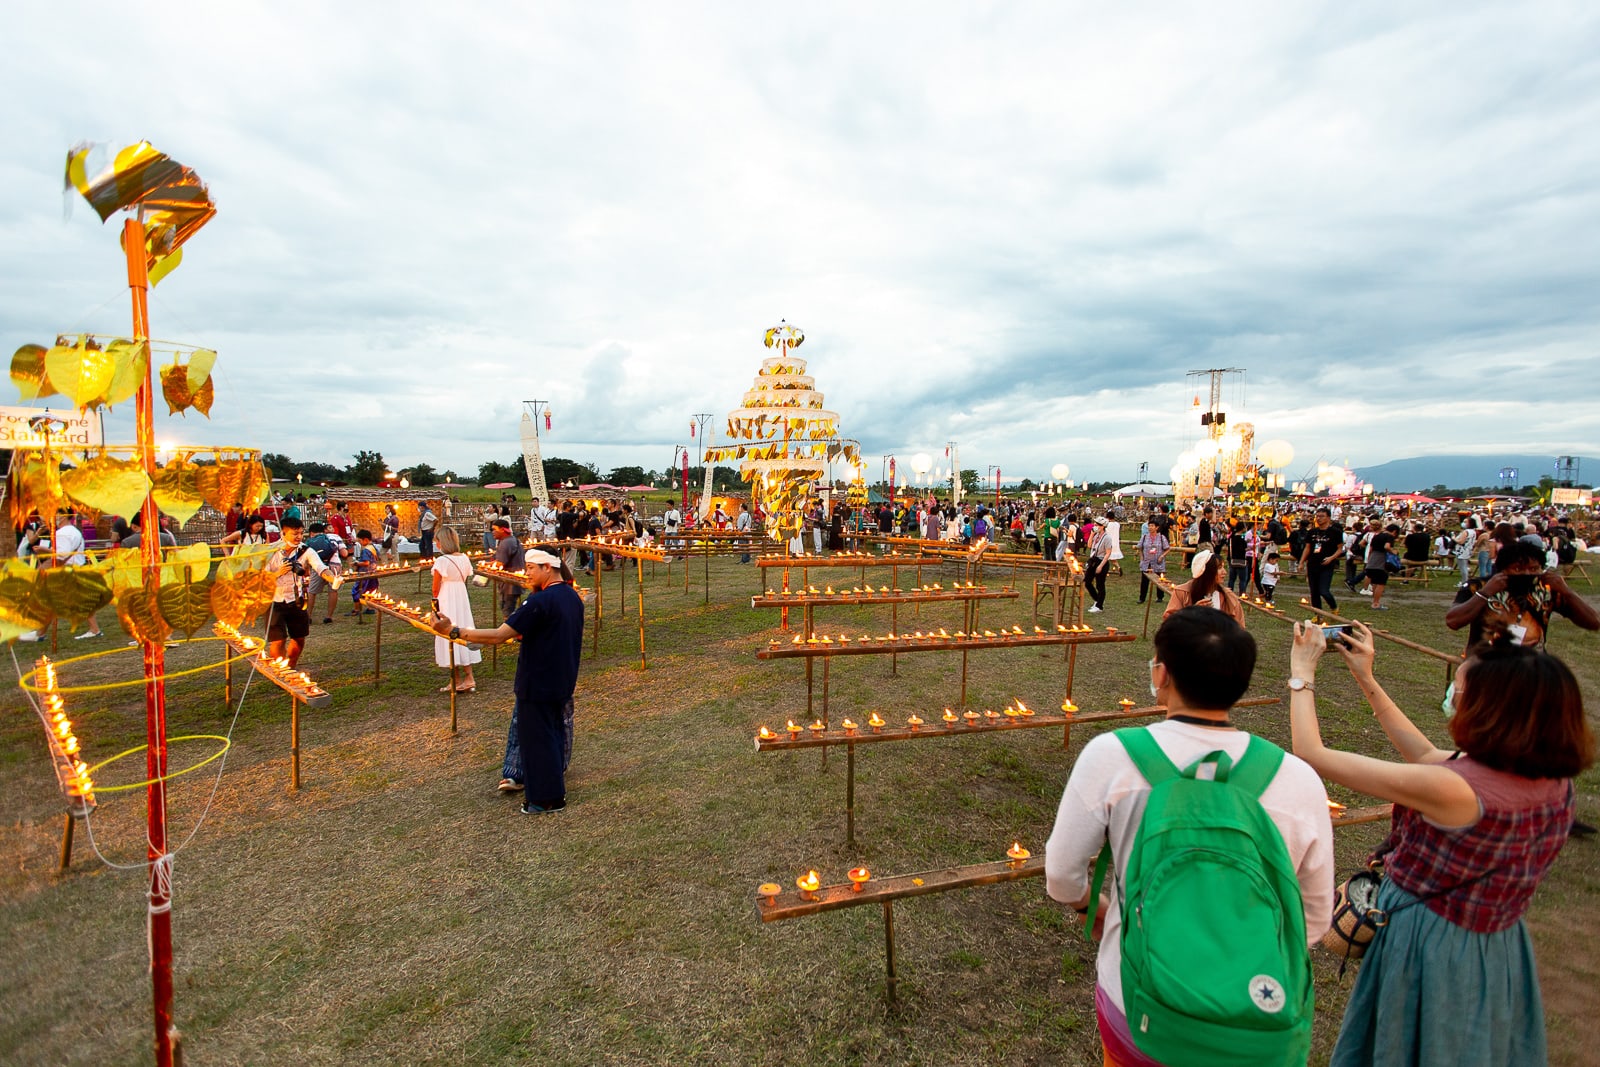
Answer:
(1286, 620, 1589, 1066)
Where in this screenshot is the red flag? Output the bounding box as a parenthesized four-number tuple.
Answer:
(690, 421, 695, 438)
(944, 446, 950, 457)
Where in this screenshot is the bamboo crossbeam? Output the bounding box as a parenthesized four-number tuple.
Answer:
(757, 804, 1391, 922)
(756, 629, 1134, 659)
(536, 537, 669, 563)
(752, 697, 1282, 750)
(212, 624, 331, 707)
(756, 553, 942, 569)
(750, 587, 1019, 609)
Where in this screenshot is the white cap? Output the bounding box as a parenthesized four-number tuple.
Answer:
(1191, 549, 1214, 577)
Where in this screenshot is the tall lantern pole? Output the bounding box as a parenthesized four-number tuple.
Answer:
(123, 215, 176, 1066)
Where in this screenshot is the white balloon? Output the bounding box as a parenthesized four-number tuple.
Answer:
(1050, 463, 1070, 481)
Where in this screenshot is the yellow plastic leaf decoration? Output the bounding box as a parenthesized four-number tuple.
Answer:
(239, 461, 270, 508)
(160, 361, 214, 417)
(193, 464, 221, 513)
(60, 456, 151, 520)
(36, 566, 114, 625)
(8, 451, 66, 524)
(102, 548, 146, 596)
(186, 349, 216, 392)
(11, 344, 54, 402)
(160, 543, 213, 586)
(157, 574, 213, 638)
(210, 459, 246, 512)
(151, 458, 206, 526)
(102, 340, 150, 408)
(211, 549, 275, 627)
(0, 560, 52, 633)
(44, 341, 117, 411)
(115, 580, 172, 647)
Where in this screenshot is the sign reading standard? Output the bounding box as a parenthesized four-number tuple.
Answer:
(0, 406, 102, 449)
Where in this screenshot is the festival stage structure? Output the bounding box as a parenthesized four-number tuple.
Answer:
(701, 322, 859, 546)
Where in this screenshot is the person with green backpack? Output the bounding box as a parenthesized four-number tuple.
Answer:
(1045, 607, 1335, 1067)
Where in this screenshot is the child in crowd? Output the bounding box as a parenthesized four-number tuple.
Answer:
(348, 529, 379, 615)
(1260, 550, 1280, 604)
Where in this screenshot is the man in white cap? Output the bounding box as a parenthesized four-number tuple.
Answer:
(431, 548, 584, 813)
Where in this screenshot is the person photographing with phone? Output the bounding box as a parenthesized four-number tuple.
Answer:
(1286, 618, 1590, 1066)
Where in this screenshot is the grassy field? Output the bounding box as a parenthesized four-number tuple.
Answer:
(1, 553, 1595, 1065)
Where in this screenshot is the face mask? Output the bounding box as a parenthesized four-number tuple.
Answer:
(1505, 574, 1537, 597)
(1148, 658, 1160, 700)
(1441, 679, 1457, 719)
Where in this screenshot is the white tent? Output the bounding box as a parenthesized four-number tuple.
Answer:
(1112, 483, 1174, 499)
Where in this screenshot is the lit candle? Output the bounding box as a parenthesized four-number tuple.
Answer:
(758, 726, 774, 740)
(867, 712, 885, 733)
(983, 709, 1001, 722)
(1062, 699, 1078, 715)
(809, 720, 826, 735)
(942, 709, 959, 728)
(1006, 842, 1031, 868)
(841, 718, 858, 735)
(848, 867, 871, 892)
(797, 870, 821, 900)
(906, 714, 923, 729)
(963, 710, 980, 726)
(1119, 698, 1136, 710)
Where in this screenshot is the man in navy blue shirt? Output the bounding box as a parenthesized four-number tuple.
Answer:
(431, 548, 584, 813)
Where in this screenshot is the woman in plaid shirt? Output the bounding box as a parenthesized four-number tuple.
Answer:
(1285, 621, 1589, 1066)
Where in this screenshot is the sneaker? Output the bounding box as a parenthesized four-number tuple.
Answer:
(18, 631, 40, 642)
(74, 630, 103, 640)
(323, 617, 333, 624)
(1087, 605, 1102, 613)
(1374, 604, 1389, 611)
(1359, 588, 1372, 596)
(520, 800, 566, 814)
(497, 778, 524, 794)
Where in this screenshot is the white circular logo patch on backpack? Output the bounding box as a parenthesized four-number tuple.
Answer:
(1248, 975, 1287, 1014)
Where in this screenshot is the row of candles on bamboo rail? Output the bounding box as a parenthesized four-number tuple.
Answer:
(214, 623, 330, 702)
(37, 657, 94, 804)
(763, 795, 1358, 904)
(771, 623, 1109, 647)
(760, 699, 1049, 739)
(768, 581, 980, 597)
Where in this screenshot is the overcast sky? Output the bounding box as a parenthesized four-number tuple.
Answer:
(3, 3, 1596, 486)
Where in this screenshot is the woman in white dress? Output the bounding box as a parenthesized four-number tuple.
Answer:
(431, 526, 480, 692)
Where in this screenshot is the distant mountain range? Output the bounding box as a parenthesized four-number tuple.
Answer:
(1349, 455, 1595, 493)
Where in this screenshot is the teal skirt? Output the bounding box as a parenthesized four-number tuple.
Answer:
(1330, 880, 1547, 1067)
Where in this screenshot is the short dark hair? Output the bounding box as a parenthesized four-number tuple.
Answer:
(357, 528, 373, 540)
(1492, 540, 1545, 573)
(308, 522, 327, 533)
(1153, 607, 1256, 711)
(280, 516, 304, 531)
(1450, 644, 1593, 779)
(492, 519, 511, 531)
(1315, 507, 1331, 518)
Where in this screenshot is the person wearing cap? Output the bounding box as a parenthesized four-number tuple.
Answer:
(1162, 547, 1246, 627)
(431, 548, 584, 814)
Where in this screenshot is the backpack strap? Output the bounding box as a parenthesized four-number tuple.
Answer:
(1083, 728, 1180, 939)
(1114, 727, 1181, 785)
(1223, 735, 1285, 799)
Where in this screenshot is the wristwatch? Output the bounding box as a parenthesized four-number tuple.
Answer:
(1287, 677, 1315, 693)
(449, 626, 461, 641)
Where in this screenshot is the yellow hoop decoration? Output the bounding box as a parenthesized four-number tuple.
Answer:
(15, 637, 259, 695)
(83, 734, 232, 793)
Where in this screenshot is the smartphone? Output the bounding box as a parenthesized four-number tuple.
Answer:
(431, 597, 442, 613)
(1321, 623, 1352, 645)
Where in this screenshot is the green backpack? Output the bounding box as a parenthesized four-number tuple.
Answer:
(1086, 728, 1313, 1067)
